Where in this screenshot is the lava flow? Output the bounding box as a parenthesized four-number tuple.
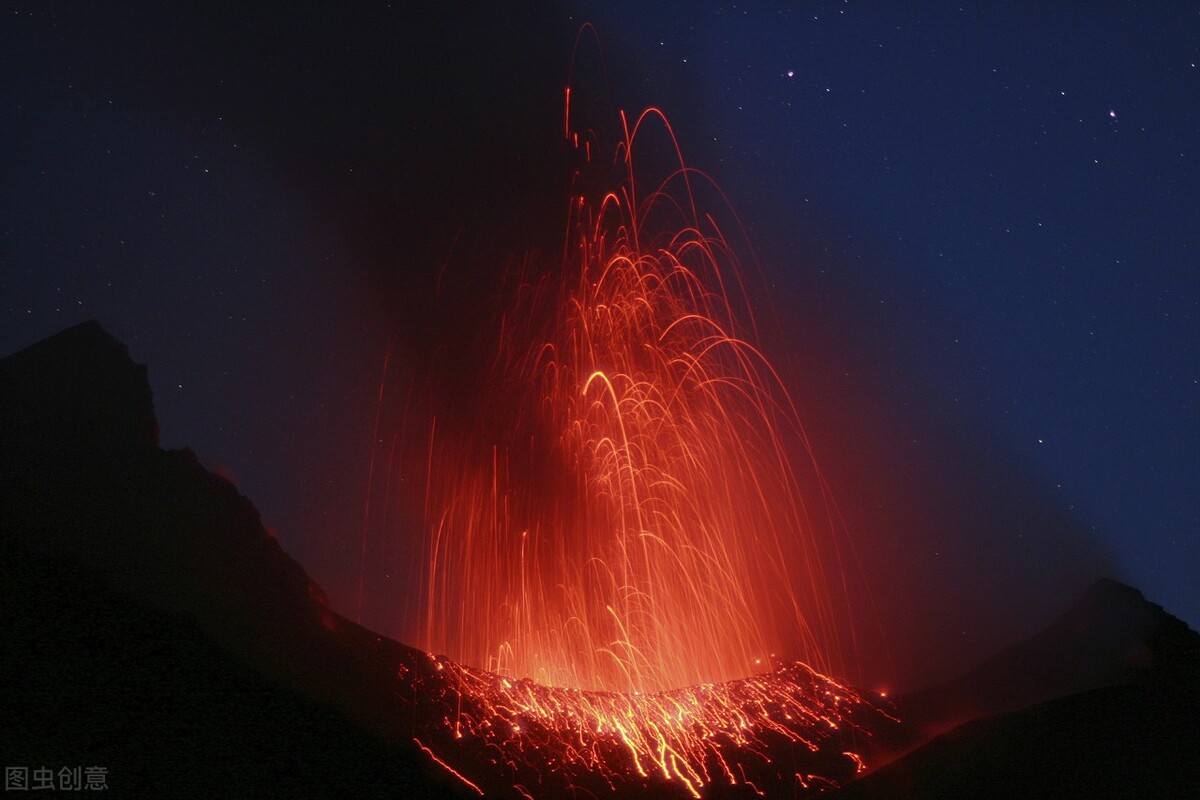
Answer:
(376, 67, 890, 797)
(398, 648, 896, 799)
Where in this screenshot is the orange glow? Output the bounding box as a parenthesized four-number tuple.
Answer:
(380, 56, 885, 796)
(414, 94, 849, 696)
(402, 650, 896, 798)
(414, 737, 484, 796)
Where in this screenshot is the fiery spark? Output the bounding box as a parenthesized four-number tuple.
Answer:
(419, 100, 846, 696)
(378, 64, 887, 796)
(401, 650, 896, 799)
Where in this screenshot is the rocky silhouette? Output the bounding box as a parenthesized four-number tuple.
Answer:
(832, 580, 1200, 798)
(1, 321, 472, 798)
(2, 321, 1196, 798)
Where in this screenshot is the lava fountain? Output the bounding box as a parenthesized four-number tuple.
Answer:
(380, 59, 891, 798)
(418, 92, 847, 695)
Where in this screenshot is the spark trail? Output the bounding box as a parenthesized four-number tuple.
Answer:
(382, 64, 884, 797)
(397, 649, 895, 799)
(418, 94, 848, 695)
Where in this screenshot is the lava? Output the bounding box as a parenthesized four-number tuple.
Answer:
(417, 97, 850, 696)
(398, 649, 896, 800)
(378, 49, 885, 796)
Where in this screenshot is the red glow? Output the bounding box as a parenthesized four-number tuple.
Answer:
(398, 648, 897, 799)
(414, 737, 484, 796)
(373, 54, 888, 795)
(416, 98, 851, 697)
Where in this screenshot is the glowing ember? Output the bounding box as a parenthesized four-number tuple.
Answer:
(417, 97, 847, 696)
(398, 650, 896, 799)
(378, 52, 889, 796)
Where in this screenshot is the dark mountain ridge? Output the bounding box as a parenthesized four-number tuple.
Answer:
(2, 321, 1196, 798)
(1, 321, 471, 798)
(900, 575, 1200, 733)
(832, 577, 1200, 798)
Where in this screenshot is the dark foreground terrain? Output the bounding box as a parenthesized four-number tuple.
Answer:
(2, 322, 1197, 798)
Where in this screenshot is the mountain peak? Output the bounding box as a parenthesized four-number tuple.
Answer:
(1088, 576, 1145, 600)
(0, 319, 158, 468)
(901, 573, 1200, 733)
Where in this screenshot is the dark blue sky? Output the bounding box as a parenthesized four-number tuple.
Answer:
(2, 3, 1195, 690)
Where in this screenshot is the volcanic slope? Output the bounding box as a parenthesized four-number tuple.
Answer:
(831, 580, 1200, 798)
(3, 321, 1196, 799)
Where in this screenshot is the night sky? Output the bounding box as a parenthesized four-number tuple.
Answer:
(3, 3, 1196, 691)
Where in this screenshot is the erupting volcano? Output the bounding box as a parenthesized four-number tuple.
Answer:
(5, 7, 1198, 798)
(418, 97, 846, 693)
(373, 62, 890, 798)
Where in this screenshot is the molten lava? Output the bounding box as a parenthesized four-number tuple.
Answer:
(398, 648, 895, 800)
(381, 66, 888, 797)
(419, 100, 846, 696)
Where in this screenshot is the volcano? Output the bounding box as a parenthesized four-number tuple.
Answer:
(2, 321, 1196, 798)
